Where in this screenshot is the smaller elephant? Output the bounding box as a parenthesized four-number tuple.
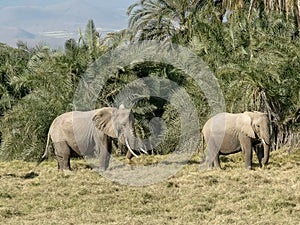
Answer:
(38, 105, 146, 171)
(201, 111, 271, 169)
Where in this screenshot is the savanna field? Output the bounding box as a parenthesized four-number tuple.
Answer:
(0, 149, 299, 225)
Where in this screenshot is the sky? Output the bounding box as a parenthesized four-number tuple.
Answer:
(0, 0, 137, 48)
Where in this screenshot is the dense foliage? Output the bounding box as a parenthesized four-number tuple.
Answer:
(0, 2, 299, 160)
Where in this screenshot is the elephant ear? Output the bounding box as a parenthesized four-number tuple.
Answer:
(92, 107, 118, 138)
(237, 112, 256, 139)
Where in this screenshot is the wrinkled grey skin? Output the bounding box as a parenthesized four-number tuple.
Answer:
(38, 105, 136, 171)
(202, 111, 271, 169)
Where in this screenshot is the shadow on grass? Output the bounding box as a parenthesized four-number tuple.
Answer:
(21, 171, 39, 179)
(0, 171, 39, 179)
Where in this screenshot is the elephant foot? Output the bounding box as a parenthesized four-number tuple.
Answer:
(97, 167, 108, 173)
(199, 161, 207, 170)
(60, 169, 74, 177)
(199, 162, 214, 171)
(59, 166, 71, 171)
(90, 167, 105, 175)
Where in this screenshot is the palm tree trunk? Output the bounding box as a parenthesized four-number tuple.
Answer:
(248, 0, 256, 19)
(295, 0, 300, 33)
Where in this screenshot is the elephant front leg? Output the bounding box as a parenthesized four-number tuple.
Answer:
(244, 148, 253, 170)
(253, 143, 263, 168)
(239, 135, 253, 169)
(98, 136, 111, 171)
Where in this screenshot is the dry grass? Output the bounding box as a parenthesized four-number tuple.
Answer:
(0, 149, 299, 225)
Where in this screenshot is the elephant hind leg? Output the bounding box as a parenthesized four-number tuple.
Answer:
(53, 142, 71, 170)
(204, 137, 222, 169)
(213, 152, 221, 169)
(207, 150, 221, 169)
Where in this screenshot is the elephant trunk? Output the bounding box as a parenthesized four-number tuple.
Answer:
(261, 130, 270, 166)
(125, 139, 138, 158)
(262, 140, 270, 166)
(124, 127, 138, 159)
(123, 124, 148, 159)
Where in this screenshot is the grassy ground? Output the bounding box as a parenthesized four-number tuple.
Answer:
(0, 149, 299, 225)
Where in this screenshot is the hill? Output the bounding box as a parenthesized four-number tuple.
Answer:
(0, 0, 135, 47)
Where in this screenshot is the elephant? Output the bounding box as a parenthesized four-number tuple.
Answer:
(201, 111, 271, 169)
(38, 105, 146, 171)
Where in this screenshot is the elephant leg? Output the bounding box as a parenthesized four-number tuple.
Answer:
(203, 149, 215, 169)
(53, 142, 71, 170)
(201, 148, 211, 168)
(206, 138, 220, 169)
(213, 152, 221, 169)
(240, 135, 252, 169)
(245, 149, 253, 169)
(253, 144, 263, 168)
(99, 136, 111, 171)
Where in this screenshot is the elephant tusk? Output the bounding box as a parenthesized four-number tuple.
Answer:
(125, 139, 139, 158)
(262, 139, 266, 145)
(139, 147, 148, 155)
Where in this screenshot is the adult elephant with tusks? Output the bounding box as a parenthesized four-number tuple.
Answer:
(201, 111, 271, 169)
(38, 105, 147, 171)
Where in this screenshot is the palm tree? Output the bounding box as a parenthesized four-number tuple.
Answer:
(0, 46, 75, 160)
(0, 43, 30, 115)
(295, 0, 300, 33)
(104, 29, 130, 49)
(218, 10, 300, 149)
(127, 0, 207, 43)
(221, 0, 300, 35)
(78, 19, 106, 60)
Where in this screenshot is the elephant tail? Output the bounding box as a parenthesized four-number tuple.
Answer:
(199, 134, 206, 164)
(37, 132, 51, 166)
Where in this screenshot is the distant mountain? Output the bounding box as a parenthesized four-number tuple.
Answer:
(0, 0, 136, 48)
(15, 28, 36, 39)
(0, 27, 35, 41)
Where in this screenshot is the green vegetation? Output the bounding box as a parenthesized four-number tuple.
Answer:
(0, 151, 299, 224)
(1, 1, 300, 160)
